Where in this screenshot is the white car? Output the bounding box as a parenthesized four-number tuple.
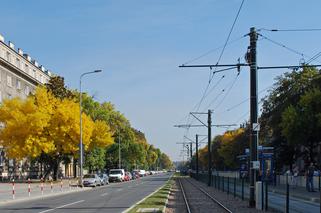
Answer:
(109, 169, 125, 182)
(138, 170, 146, 177)
(82, 174, 101, 187)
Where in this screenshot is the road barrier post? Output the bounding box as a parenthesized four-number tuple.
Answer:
(222, 176, 225, 192)
(227, 176, 230, 195)
(60, 178, 63, 191)
(12, 179, 15, 199)
(234, 177, 236, 198)
(241, 178, 244, 200)
(319, 175, 320, 192)
(69, 178, 71, 191)
(218, 176, 220, 190)
(265, 180, 268, 211)
(286, 174, 289, 213)
(28, 178, 31, 197)
(41, 178, 44, 195)
(51, 179, 53, 193)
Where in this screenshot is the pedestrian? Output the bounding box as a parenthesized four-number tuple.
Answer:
(292, 165, 299, 188)
(306, 163, 315, 192)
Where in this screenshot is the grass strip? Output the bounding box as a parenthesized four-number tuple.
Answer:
(128, 179, 173, 213)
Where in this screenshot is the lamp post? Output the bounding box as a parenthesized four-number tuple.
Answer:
(79, 69, 102, 186)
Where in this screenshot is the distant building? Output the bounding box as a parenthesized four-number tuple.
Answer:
(0, 33, 73, 180)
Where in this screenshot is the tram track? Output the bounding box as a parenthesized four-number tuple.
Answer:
(178, 177, 233, 213)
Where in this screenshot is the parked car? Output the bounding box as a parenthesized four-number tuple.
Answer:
(109, 169, 125, 182)
(82, 174, 101, 187)
(138, 170, 146, 177)
(99, 173, 109, 185)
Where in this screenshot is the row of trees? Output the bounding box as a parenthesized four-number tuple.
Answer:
(192, 67, 321, 172)
(0, 76, 172, 180)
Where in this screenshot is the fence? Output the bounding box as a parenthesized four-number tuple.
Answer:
(191, 172, 321, 213)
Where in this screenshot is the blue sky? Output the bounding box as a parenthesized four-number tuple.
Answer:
(1, 0, 321, 161)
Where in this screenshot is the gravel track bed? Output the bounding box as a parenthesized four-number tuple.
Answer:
(181, 177, 231, 213)
(188, 177, 279, 213)
(165, 179, 186, 213)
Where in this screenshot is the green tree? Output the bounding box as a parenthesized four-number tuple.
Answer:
(260, 67, 320, 170)
(281, 88, 321, 164)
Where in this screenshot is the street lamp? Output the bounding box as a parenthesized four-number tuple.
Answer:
(79, 69, 102, 186)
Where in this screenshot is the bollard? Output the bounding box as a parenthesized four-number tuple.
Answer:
(234, 177, 236, 198)
(12, 179, 15, 199)
(227, 177, 230, 195)
(218, 176, 220, 190)
(319, 175, 320, 192)
(51, 179, 53, 193)
(69, 178, 71, 191)
(261, 180, 264, 210)
(241, 178, 244, 200)
(286, 174, 289, 213)
(265, 180, 268, 211)
(41, 178, 44, 195)
(222, 176, 225, 192)
(60, 178, 63, 191)
(28, 178, 31, 197)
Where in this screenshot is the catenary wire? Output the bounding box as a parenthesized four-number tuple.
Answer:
(181, 0, 246, 127)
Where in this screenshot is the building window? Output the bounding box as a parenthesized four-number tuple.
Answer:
(6, 75, 12, 87)
(0, 71, 1, 82)
(24, 64, 29, 74)
(6, 52, 11, 62)
(7, 93, 12, 99)
(16, 58, 21, 69)
(24, 85, 30, 95)
(33, 70, 36, 78)
(0, 91, 2, 102)
(16, 79, 21, 90)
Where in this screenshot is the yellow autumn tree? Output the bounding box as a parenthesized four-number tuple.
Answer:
(217, 128, 247, 169)
(0, 87, 114, 179)
(0, 88, 56, 159)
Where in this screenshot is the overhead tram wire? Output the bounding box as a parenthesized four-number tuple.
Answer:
(214, 73, 240, 110)
(177, 0, 246, 142)
(222, 85, 273, 113)
(307, 51, 321, 64)
(179, 0, 246, 131)
(182, 36, 247, 66)
(258, 34, 309, 59)
(259, 28, 321, 32)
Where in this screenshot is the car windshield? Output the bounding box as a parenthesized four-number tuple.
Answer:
(84, 174, 95, 178)
(109, 170, 121, 174)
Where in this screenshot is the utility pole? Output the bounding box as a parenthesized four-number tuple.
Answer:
(175, 111, 235, 186)
(118, 130, 121, 168)
(207, 110, 212, 186)
(249, 27, 258, 207)
(178, 27, 321, 208)
(196, 134, 199, 179)
(190, 142, 193, 161)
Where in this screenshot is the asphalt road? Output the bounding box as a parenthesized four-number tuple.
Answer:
(0, 173, 172, 213)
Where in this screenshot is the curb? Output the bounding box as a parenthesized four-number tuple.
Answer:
(162, 185, 172, 213)
(0, 187, 90, 206)
(271, 189, 320, 203)
(123, 174, 173, 213)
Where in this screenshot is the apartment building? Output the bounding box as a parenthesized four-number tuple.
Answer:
(0, 33, 53, 179)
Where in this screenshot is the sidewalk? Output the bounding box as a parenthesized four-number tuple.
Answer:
(270, 184, 320, 203)
(0, 179, 87, 204)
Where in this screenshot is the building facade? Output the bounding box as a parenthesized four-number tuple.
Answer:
(0, 33, 53, 179)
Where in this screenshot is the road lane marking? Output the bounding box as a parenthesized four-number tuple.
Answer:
(38, 200, 85, 213)
(117, 188, 123, 192)
(101, 192, 109, 196)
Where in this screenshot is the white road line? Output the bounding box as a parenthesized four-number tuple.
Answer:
(100, 192, 109, 196)
(38, 200, 85, 213)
